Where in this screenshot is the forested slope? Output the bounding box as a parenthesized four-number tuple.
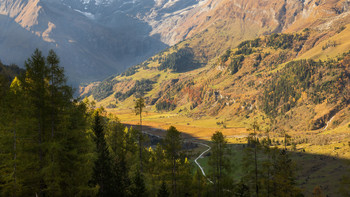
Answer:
(83, 27, 350, 132)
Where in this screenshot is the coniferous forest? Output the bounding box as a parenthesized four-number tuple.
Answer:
(0, 49, 326, 197)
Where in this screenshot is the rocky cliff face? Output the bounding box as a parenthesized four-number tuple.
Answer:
(0, 0, 167, 84)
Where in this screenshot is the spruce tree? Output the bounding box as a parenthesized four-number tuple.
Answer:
(91, 112, 115, 197)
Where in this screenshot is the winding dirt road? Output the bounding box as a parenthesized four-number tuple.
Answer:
(194, 142, 211, 177)
(137, 126, 212, 179)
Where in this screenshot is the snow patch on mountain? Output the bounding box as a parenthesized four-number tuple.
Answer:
(80, 0, 115, 6)
(74, 9, 95, 19)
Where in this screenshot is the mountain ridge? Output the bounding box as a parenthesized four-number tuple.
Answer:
(82, 0, 350, 133)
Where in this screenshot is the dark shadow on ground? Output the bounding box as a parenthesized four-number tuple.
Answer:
(125, 124, 350, 197)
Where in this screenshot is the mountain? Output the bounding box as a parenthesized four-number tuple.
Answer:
(2, 0, 257, 85)
(83, 0, 350, 133)
(1, 0, 206, 84)
(0, 61, 23, 82)
(4, 0, 344, 85)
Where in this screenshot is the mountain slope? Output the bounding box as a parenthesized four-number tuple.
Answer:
(83, 0, 350, 132)
(0, 0, 167, 84)
(5, 0, 350, 85)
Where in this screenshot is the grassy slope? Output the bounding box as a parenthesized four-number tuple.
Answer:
(91, 26, 350, 143)
(82, 9, 350, 196)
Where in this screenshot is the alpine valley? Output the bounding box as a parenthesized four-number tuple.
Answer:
(83, 0, 350, 139)
(1, 0, 350, 196)
(81, 1, 350, 195)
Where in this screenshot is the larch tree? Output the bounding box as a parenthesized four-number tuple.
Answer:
(0, 77, 28, 196)
(91, 112, 115, 197)
(106, 116, 131, 196)
(134, 97, 145, 172)
(163, 126, 182, 196)
(208, 131, 231, 196)
(23, 49, 49, 196)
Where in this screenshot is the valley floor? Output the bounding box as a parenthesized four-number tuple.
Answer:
(111, 110, 350, 196)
